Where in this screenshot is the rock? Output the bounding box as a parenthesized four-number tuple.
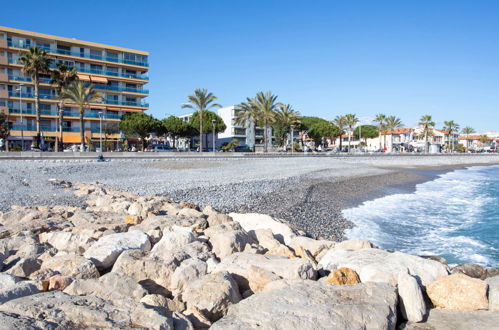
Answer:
(0, 312, 59, 329)
(124, 215, 142, 225)
(170, 258, 207, 297)
(324, 267, 361, 285)
(180, 202, 199, 210)
(39, 231, 95, 254)
(178, 208, 204, 218)
(185, 306, 211, 329)
(64, 272, 147, 303)
(213, 253, 316, 293)
(229, 213, 297, 245)
(40, 254, 99, 279)
(172, 311, 195, 330)
(0, 281, 39, 304)
(252, 229, 281, 250)
(150, 229, 196, 258)
(486, 275, 499, 311)
(127, 202, 143, 216)
(48, 178, 72, 188)
(47, 275, 73, 291)
(5, 258, 42, 278)
(265, 244, 296, 258)
(318, 248, 448, 287)
(397, 270, 426, 322)
(288, 236, 335, 259)
(207, 213, 233, 227)
(420, 255, 448, 265)
(182, 271, 241, 322)
(451, 263, 488, 280)
(401, 309, 499, 330)
(131, 303, 174, 330)
(204, 222, 254, 259)
(140, 294, 168, 308)
(83, 230, 151, 270)
(335, 239, 375, 250)
(202, 205, 217, 217)
(0, 274, 21, 290)
(211, 280, 398, 330)
(427, 273, 488, 310)
(486, 268, 499, 278)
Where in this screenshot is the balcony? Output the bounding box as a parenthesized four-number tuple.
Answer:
(8, 41, 149, 67)
(8, 92, 148, 108)
(9, 108, 123, 119)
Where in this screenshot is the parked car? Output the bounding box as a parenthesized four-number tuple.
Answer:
(235, 145, 252, 152)
(153, 145, 174, 152)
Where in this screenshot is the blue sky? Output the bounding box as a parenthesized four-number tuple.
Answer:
(3, 0, 498, 131)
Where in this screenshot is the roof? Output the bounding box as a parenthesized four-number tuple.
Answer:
(434, 129, 459, 135)
(0, 26, 148, 55)
(459, 135, 494, 140)
(386, 128, 412, 134)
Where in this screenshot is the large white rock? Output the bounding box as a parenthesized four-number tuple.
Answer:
(182, 271, 241, 322)
(397, 270, 426, 322)
(83, 230, 151, 270)
(288, 236, 335, 259)
(170, 258, 207, 297)
(0, 280, 39, 304)
(39, 231, 95, 254)
(204, 222, 254, 259)
(41, 254, 100, 279)
(150, 229, 196, 257)
(212, 279, 398, 330)
(486, 275, 499, 311)
(229, 213, 297, 245)
(318, 248, 448, 287)
(401, 309, 499, 330)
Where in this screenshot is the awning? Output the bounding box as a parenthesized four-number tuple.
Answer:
(107, 107, 122, 111)
(77, 74, 91, 81)
(62, 135, 82, 143)
(91, 76, 108, 84)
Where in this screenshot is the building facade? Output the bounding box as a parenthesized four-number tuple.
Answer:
(0, 26, 149, 150)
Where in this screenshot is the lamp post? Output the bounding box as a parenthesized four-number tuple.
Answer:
(16, 84, 24, 151)
(290, 124, 294, 154)
(98, 111, 103, 154)
(211, 119, 216, 153)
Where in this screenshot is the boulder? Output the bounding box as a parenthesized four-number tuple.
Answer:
(401, 309, 499, 330)
(124, 215, 142, 225)
(64, 272, 147, 303)
(288, 236, 335, 259)
(335, 239, 375, 250)
(182, 271, 241, 322)
(0, 274, 21, 290)
(0, 312, 59, 329)
(178, 207, 204, 218)
(39, 232, 95, 254)
(207, 213, 233, 227)
(486, 275, 499, 311)
(229, 213, 297, 245)
(83, 230, 151, 270)
(47, 275, 74, 291)
(324, 267, 361, 285)
(0, 281, 39, 304)
(150, 229, 196, 258)
(211, 280, 398, 330)
(318, 248, 448, 287)
(4, 258, 42, 278)
(140, 294, 169, 308)
(170, 258, 207, 297)
(251, 229, 281, 251)
(213, 253, 316, 293)
(131, 303, 174, 330)
(40, 254, 99, 279)
(397, 270, 426, 322)
(451, 263, 490, 280)
(426, 273, 488, 310)
(204, 222, 254, 259)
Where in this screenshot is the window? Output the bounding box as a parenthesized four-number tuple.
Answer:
(57, 44, 71, 55)
(25, 39, 31, 47)
(90, 49, 102, 59)
(126, 97, 137, 103)
(106, 52, 118, 62)
(80, 48, 85, 57)
(107, 66, 118, 73)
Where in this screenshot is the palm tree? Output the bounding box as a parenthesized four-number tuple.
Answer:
(343, 114, 359, 152)
(234, 97, 260, 152)
(461, 126, 475, 149)
(275, 104, 300, 149)
(332, 115, 346, 151)
(442, 120, 460, 152)
(373, 114, 386, 150)
(51, 62, 78, 151)
(181, 89, 221, 152)
(418, 115, 435, 153)
(252, 91, 280, 152)
(479, 135, 490, 150)
(18, 47, 52, 147)
(60, 81, 102, 151)
(384, 116, 403, 152)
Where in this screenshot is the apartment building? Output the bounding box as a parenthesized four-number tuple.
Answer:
(0, 26, 149, 149)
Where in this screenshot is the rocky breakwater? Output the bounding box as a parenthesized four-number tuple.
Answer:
(0, 180, 497, 329)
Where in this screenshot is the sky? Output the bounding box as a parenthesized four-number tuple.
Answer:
(3, 0, 498, 132)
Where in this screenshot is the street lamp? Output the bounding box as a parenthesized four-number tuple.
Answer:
(15, 84, 24, 151)
(290, 124, 294, 154)
(211, 119, 216, 153)
(98, 111, 103, 155)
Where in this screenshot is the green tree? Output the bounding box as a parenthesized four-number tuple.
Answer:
(234, 98, 260, 151)
(18, 47, 52, 147)
(102, 121, 120, 151)
(443, 120, 460, 152)
(162, 115, 192, 149)
(120, 112, 160, 151)
(344, 113, 359, 151)
(253, 91, 280, 152)
(273, 104, 300, 148)
(384, 116, 403, 151)
(51, 62, 78, 151)
(461, 126, 476, 149)
(418, 115, 435, 153)
(188, 110, 226, 150)
(354, 125, 378, 144)
(373, 113, 386, 150)
(301, 116, 340, 147)
(331, 115, 347, 150)
(0, 112, 10, 152)
(479, 134, 490, 149)
(181, 89, 222, 152)
(60, 81, 102, 151)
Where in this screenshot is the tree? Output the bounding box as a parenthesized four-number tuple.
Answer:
(18, 47, 52, 148)
(60, 81, 102, 151)
(461, 126, 475, 149)
(102, 121, 120, 151)
(331, 115, 347, 150)
(120, 112, 160, 151)
(51, 62, 78, 151)
(253, 91, 280, 152)
(0, 112, 10, 152)
(343, 114, 359, 151)
(418, 115, 435, 153)
(273, 104, 300, 148)
(384, 116, 403, 151)
(301, 116, 340, 147)
(234, 98, 260, 151)
(479, 134, 490, 149)
(373, 114, 386, 150)
(181, 89, 221, 152)
(188, 110, 226, 150)
(354, 125, 378, 145)
(442, 120, 460, 152)
(162, 115, 193, 149)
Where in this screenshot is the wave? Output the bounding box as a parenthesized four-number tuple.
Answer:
(343, 165, 499, 267)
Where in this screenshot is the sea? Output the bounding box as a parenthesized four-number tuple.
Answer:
(343, 165, 499, 267)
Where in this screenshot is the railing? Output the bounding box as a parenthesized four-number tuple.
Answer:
(8, 41, 149, 67)
(9, 108, 123, 119)
(7, 92, 148, 107)
(10, 124, 114, 134)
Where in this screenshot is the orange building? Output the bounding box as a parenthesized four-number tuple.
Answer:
(0, 26, 149, 150)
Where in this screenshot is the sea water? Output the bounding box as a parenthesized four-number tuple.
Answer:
(343, 165, 499, 267)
